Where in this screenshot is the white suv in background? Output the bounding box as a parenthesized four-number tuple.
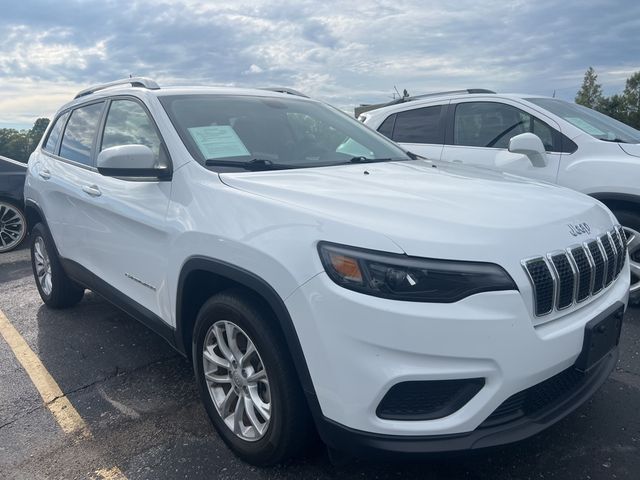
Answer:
(360, 91, 640, 303)
(25, 79, 629, 465)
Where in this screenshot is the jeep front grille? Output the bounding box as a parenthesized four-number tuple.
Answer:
(522, 226, 627, 317)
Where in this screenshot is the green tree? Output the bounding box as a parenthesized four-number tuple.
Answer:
(29, 118, 50, 153)
(597, 93, 628, 124)
(575, 67, 604, 109)
(0, 118, 50, 163)
(622, 72, 640, 129)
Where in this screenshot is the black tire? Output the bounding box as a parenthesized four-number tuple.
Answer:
(193, 289, 314, 465)
(30, 223, 84, 309)
(0, 199, 27, 253)
(612, 209, 640, 306)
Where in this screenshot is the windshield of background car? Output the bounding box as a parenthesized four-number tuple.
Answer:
(159, 94, 411, 169)
(526, 97, 640, 144)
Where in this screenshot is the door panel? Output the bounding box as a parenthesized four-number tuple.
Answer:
(78, 98, 172, 317)
(76, 173, 172, 316)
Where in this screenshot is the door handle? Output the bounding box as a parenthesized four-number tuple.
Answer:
(452, 159, 463, 164)
(81, 185, 102, 197)
(39, 169, 51, 180)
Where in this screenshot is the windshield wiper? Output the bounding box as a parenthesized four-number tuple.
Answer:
(348, 156, 398, 164)
(205, 158, 294, 171)
(599, 137, 629, 143)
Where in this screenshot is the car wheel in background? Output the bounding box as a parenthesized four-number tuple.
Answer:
(613, 210, 640, 306)
(0, 200, 27, 253)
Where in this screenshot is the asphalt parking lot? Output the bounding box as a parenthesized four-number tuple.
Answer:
(0, 245, 639, 480)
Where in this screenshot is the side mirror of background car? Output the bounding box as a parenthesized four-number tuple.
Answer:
(97, 145, 171, 179)
(508, 133, 548, 168)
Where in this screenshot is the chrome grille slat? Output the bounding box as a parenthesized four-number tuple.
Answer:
(568, 246, 592, 302)
(587, 240, 605, 294)
(548, 253, 575, 310)
(611, 230, 623, 275)
(523, 226, 626, 317)
(600, 234, 616, 287)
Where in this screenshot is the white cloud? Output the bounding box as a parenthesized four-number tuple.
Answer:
(244, 64, 264, 74)
(0, 0, 639, 127)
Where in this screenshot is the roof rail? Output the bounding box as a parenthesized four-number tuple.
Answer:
(74, 77, 160, 99)
(354, 88, 495, 117)
(409, 89, 495, 100)
(260, 87, 309, 98)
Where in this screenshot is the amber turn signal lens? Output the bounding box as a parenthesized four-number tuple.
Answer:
(328, 252, 363, 283)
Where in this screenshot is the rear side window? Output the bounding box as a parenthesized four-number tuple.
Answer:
(377, 114, 396, 139)
(392, 106, 444, 144)
(42, 112, 69, 154)
(101, 99, 163, 161)
(59, 102, 105, 166)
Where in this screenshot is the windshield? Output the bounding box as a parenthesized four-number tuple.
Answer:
(526, 97, 640, 144)
(159, 94, 411, 170)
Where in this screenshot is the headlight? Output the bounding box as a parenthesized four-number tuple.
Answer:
(318, 242, 517, 302)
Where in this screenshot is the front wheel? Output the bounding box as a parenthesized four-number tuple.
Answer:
(193, 290, 313, 465)
(30, 223, 85, 308)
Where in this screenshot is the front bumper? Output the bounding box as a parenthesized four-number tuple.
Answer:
(316, 346, 618, 456)
(285, 268, 628, 441)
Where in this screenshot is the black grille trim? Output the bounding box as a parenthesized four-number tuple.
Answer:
(482, 365, 592, 428)
(376, 378, 485, 421)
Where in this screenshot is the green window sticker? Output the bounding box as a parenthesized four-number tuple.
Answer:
(188, 125, 250, 159)
(335, 137, 374, 157)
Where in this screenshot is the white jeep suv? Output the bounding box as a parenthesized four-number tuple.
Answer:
(25, 79, 630, 465)
(359, 90, 640, 304)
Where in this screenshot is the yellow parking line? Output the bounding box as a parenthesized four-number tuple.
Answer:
(93, 467, 129, 480)
(0, 308, 127, 478)
(0, 308, 89, 436)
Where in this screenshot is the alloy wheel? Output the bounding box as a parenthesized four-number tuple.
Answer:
(623, 226, 640, 303)
(0, 202, 26, 253)
(33, 236, 53, 296)
(202, 320, 271, 441)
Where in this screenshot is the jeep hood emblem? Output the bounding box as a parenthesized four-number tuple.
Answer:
(568, 222, 591, 237)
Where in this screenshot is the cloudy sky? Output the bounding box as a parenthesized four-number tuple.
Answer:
(1, 0, 639, 129)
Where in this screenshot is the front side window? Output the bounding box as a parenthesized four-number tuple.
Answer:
(454, 102, 557, 151)
(392, 106, 444, 144)
(159, 95, 410, 170)
(59, 102, 105, 166)
(42, 112, 69, 154)
(526, 97, 640, 144)
(101, 99, 163, 161)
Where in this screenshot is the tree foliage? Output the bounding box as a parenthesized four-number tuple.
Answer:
(0, 118, 50, 163)
(575, 67, 603, 109)
(576, 68, 640, 130)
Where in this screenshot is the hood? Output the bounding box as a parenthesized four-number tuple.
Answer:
(220, 160, 615, 261)
(618, 143, 640, 158)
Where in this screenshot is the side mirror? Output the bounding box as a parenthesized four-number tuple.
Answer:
(97, 145, 170, 179)
(508, 133, 547, 168)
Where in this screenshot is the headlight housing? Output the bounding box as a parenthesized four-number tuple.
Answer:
(318, 242, 517, 303)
